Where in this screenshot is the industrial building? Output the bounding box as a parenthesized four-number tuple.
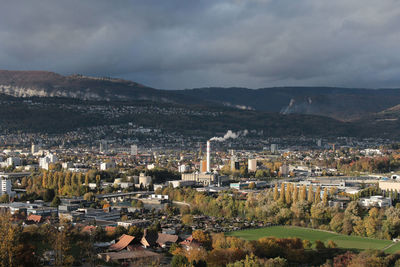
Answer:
(168, 180, 196, 188)
(181, 172, 217, 186)
(379, 180, 400, 191)
(181, 172, 228, 186)
(230, 180, 267, 190)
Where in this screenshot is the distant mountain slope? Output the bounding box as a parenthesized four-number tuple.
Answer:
(0, 93, 399, 138)
(175, 87, 400, 121)
(0, 94, 358, 137)
(2, 70, 400, 122)
(0, 70, 201, 104)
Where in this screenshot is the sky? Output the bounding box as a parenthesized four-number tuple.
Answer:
(1, 0, 400, 89)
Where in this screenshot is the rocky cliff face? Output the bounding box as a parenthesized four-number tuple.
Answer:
(0, 70, 176, 102)
(0, 84, 103, 99)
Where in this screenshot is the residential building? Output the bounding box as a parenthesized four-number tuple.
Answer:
(359, 196, 392, 208)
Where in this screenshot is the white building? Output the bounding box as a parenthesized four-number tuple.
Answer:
(0, 178, 14, 197)
(280, 164, 290, 177)
(62, 162, 73, 169)
(39, 154, 58, 170)
(99, 141, 108, 153)
(6, 157, 21, 167)
(271, 144, 278, 153)
(138, 173, 152, 187)
(359, 196, 392, 208)
(181, 172, 217, 186)
(168, 180, 196, 188)
(248, 159, 257, 172)
(361, 149, 382, 156)
(31, 143, 40, 154)
(100, 161, 116, 171)
(130, 145, 138, 156)
(317, 139, 322, 147)
(178, 164, 190, 173)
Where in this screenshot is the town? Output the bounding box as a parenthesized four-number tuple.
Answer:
(2, 1, 400, 266)
(1, 133, 400, 266)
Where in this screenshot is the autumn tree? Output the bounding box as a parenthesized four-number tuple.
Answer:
(95, 175, 101, 188)
(300, 185, 307, 202)
(192, 230, 212, 250)
(273, 184, 279, 201)
(227, 254, 262, 267)
(0, 214, 22, 266)
(42, 171, 48, 188)
(327, 240, 337, 248)
(293, 186, 299, 203)
(314, 186, 321, 204)
(285, 183, 292, 205)
(85, 173, 89, 186)
(181, 214, 193, 225)
(307, 185, 314, 203)
(65, 172, 71, 187)
(322, 188, 328, 206)
(279, 183, 286, 203)
(52, 222, 74, 266)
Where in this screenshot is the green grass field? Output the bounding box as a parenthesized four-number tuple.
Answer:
(384, 242, 400, 254)
(226, 226, 396, 252)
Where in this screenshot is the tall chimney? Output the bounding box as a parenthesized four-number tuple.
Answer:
(206, 140, 210, 172)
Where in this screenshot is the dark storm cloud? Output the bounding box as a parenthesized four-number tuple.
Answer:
(1, 0, 400, 89)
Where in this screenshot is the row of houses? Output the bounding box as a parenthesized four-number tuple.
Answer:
(98, 230, 200, 264)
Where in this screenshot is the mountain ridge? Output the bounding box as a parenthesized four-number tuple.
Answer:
(174, 86, 400, 121)
(2, 70, 400, 122)
(0, 70, 203, 104)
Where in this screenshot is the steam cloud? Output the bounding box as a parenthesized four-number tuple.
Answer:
(210, 130, 248, 142)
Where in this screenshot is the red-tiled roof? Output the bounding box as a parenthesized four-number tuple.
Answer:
(180, 235, 201, 248)
(27, 214, 42, 223)
(109, 234, 135, 251)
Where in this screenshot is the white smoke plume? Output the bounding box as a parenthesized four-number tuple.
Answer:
(210, 129, 248, 142)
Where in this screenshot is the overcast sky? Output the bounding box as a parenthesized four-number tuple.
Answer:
(1, 0, 400, 89)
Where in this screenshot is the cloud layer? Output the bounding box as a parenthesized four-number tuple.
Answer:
(1, 0, 400, 89)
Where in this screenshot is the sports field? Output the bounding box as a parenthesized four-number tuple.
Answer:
(226, 226, 395, 252)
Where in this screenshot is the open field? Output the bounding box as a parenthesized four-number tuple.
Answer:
(384, 242, 400, 254)
(226, 226, 395, 252)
